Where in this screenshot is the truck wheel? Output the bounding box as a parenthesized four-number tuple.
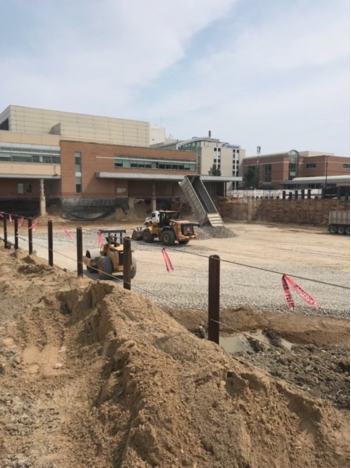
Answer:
(179, 239, 189, 245)
(161, 230, 176, 246)
(142, 229, 154, 243)
(131, 256, 137, 279)
(346, 226, 350, 235)
(329, 225, 337, 234)
(337, 225, 345, 235)
(97, 257, 113, 280)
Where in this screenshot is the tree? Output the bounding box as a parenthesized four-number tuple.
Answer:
(243, 167, 257, 188)
(208, 164, 221, 176)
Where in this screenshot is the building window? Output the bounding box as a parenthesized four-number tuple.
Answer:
(343, 163, 350, 169)
(288, 150, 299, 179)
(114, 156, 196, 171)
(264, 164, 272, 182)
(306, 163, 316, 168)
(17, 183, 32, 195)
(75, 152, 82, 172)
(76, 176, 82, 194)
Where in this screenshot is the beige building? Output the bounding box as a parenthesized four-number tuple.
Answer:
(152, 134, 245, 189)
(0, 105, 149, 147)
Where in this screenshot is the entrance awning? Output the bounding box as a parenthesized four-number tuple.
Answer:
(96, 172, 243, 183)
(0, 173, 61, 180)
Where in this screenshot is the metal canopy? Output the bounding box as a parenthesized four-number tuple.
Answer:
(0, 173, 61, 179)
(96, 172, 242, 182)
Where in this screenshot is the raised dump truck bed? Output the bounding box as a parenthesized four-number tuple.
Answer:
(328, 210, 350, 235)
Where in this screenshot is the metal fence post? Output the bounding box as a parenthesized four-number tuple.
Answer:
(208, 254, 220, 344)
(14, 217, 19, 250)
(3, 216, 8, 249)
(48, 220, 54, 266)
(123, 236, 132, 290)
(28, 218, 33, 254)
(77, 227, 83, 277)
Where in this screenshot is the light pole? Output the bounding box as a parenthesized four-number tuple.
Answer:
(324, 155, 328, 188)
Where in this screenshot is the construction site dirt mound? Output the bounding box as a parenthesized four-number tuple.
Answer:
(0, 246, 349, 468)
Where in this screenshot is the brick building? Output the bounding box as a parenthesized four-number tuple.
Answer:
(0, 105, 241, 217)
(243, 150, 350, 189)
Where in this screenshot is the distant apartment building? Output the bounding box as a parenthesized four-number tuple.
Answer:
(0, 106, 241, 216)
(243, 150, 350, 190)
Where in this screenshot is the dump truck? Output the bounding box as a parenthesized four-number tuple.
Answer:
(328, 211, 350, 235)
(83, 229, 137, 280)
(132, 210, 199, 246)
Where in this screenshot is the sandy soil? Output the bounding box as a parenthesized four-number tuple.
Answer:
(0, 219, 349, 467)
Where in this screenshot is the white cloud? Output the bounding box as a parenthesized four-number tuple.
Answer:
(0, 0, 349, 155)
(1, 0, 237, 111)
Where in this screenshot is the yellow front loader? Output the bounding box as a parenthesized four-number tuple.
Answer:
(132, 211, 198, 246)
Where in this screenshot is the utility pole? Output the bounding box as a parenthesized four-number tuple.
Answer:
(324, 155, 328, 188)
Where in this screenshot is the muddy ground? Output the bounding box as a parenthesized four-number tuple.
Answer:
(164, 307, 350, 410)
(0, 218, 349, 467)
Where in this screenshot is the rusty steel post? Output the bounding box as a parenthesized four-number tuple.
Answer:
(28, 218, 33, 254)
(14, 217, 19, 250)
(3, 215, 8, 249)
(208, 254, 220, 344)
(123, 236, 132, 290)
(48, 220, 54, 266)
(77, 227, 83, 277)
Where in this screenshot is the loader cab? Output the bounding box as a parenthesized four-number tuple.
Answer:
(158, 210, 180, 227)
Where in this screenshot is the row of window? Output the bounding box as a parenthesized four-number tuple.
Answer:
(0, 153, 60, 164)
(305, 163, 349, 169)
(114, 157, 196, 171)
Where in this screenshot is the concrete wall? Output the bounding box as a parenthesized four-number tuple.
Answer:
(1, 105, 150, 147)
(0, 162, 61, 177)
(0, 130, 60, 146)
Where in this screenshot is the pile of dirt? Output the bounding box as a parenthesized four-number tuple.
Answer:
(0, 247, 349, 467)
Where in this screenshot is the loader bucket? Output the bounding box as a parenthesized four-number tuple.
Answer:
(132, 227, 143, 241)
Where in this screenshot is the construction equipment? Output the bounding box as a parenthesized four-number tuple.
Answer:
(83, 229, 137, 280)
(132, 210, 199, 246)
(179, 175, 224, 227)
(328, 211, 350, 235)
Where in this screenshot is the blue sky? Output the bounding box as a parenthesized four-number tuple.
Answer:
(0, 0, 349, 156)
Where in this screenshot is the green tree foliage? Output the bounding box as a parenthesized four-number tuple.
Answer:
(243, 166, 258, 188)
(208, 164, 221, 176)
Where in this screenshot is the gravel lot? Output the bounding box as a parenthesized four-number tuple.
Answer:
(9, 221, 350, 319)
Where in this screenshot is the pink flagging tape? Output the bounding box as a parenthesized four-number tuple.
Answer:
(281, 275, 295, 309)
(18, 217, 24, 229)
(284, 274, 319, 310)
(161, 248, 174, 272)
(61, 225, 74, 240)
(97, 231, 104, 246)
(29, 219, 40, 231)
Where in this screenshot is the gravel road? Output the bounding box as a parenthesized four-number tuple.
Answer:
(9, 221, 350, 319)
